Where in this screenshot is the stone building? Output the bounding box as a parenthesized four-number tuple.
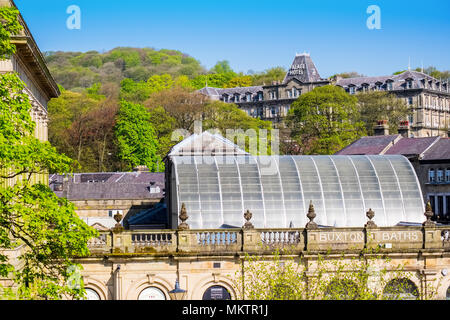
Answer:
(0, 0, 60, 187)
(198, 53, 329, 126)
(335, 70, 450, 138)
(199, 55, 450, 139)
(74, 132, 450, 300)
(336, 134, 450, 222)
(49, 170, 165, 230)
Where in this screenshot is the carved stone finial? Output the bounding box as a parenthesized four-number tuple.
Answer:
(365, 208, 377, 228)
(178, 203, 190, 230)
(243, 210, 254, 229)
(306, 201, 318, 229)
(423, 201, 436, 227)
(112, 212, 124, 233)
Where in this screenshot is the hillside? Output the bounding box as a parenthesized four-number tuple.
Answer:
(44, 47, 207, 91)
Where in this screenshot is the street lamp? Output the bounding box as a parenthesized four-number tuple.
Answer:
(168, 280, 187, 300)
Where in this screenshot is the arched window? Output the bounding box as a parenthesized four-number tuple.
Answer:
(84, 288, 101, 300)
(324, 279, 359, 300)
(202, 285, 231, 300)
(437, 169, 444, 182)
(138, 287, 167, 300)
(429, 168, 435, 182)
(383, 278, 419, 300)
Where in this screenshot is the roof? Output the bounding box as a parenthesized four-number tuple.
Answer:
(197, 86, 263, 99)
(283, 53, 324, 84)
(335, 135, 402, 155)
(168, 131, 249, 157)
(336, 70, 444, 91)
(336, 135, 450, 161)
(171, 154, 425, 229)
(49, 172, 165, 200)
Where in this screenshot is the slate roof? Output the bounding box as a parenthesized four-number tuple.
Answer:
(336, 70, 446, 91)
(335, 135, 450, 160)
(283, 53, 324, 84)
(49, 172, 165, 200)
(335, 135, 401, 155)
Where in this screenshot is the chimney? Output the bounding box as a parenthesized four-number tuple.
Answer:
(133, 165, 150, 172)
(398, 121, 410, 138)
(374, 120, 389, 136)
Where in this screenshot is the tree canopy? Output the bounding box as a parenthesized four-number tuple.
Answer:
(0, 6, 97, 299)
(286, 85, 366, 155)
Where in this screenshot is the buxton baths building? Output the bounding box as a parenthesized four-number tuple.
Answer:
(198, 54, 450, 138)
(78, 132, 450, 300)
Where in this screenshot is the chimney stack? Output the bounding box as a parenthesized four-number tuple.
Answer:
(398, 121, 410, 138)
(374, 120, 389, 136)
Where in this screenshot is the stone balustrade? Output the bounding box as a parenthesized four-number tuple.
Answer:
(86, 224, 450, 256)
(85, 204, 449, 256)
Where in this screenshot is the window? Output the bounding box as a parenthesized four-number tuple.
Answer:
(349, 86, 355, 95)
(429, 169, 435, 182)
(375, 83, 382, 91)
(437, 169, 444, 182)
(235, 94, 240, 103)
(406, 80, 413, 89)
(446, 168, 450, 182)
(270, 91, 277, 100)
(223, 95, 229, 103)
(438, 196, 444, 216)
(387, 81, 393, 91)
(408, 97, 413, 105)
(293, 87, 299, 98)
(138, 287, 167, 300)
(429, 195, 436, 215)
(383, 279, 419, 300)
(287, 90, 292, 99)
(246, 93, 252, 102)
(202, 286, 231, 300)
(258, 92, 263, 101)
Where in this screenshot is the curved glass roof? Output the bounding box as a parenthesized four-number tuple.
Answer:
(172, 155, 425, 229)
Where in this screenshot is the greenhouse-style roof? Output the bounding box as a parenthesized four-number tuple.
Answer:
(170, 153, 425, 229)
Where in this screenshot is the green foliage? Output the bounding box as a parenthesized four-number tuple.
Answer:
(231, 247, 436, 300)
(119, 78, 152, 103)
(250, 67, 286, 86)
(286, 85, 366, 155)
(147, 74, 174, 94)
(45, 47, 206, 91)
(356, 91, 412, 135)
(115, 101, 162, 172)
(0, 20, 97, 297)
(225, 75, 253, 88)
(0, 6, 22, 59)
(148, 106, 177, 163)
(202, 101, 274, 155)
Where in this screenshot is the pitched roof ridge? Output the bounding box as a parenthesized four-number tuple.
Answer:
(419, 136, 442, 159)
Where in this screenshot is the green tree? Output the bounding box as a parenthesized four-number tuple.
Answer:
(115, 101, 162, 172)
(148, 106, 178, 163)
(119, 78, 152, 103)
(147, 74, 174, 94)
(286, 85, 366, 155)
(202, 101, 274, 155)
(226, 75, 253, 88)
(356, 91, 412, 135)
(0, 6, 97, 299)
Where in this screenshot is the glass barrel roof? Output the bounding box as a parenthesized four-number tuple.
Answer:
(172, 155, 425, 229)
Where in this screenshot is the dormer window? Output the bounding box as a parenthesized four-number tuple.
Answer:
(375, 82, 382, 91)
(293, 87, 299, 98)
(386, 81, 393, 91)
(246, 93, 252, 102)
(235, 94, 240, 102)
(362, 84, 369, 92)
(287, 89, 292, 98)
(348, 85, 356, 95)
(223, 94, 229, 103)
(257, 92, 263, 101)
(406, 80, 413, 89)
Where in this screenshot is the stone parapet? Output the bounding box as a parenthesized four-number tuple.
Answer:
(87, 225, 450, 257)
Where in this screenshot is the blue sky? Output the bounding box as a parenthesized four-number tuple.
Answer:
(14, 0, 450, 78)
